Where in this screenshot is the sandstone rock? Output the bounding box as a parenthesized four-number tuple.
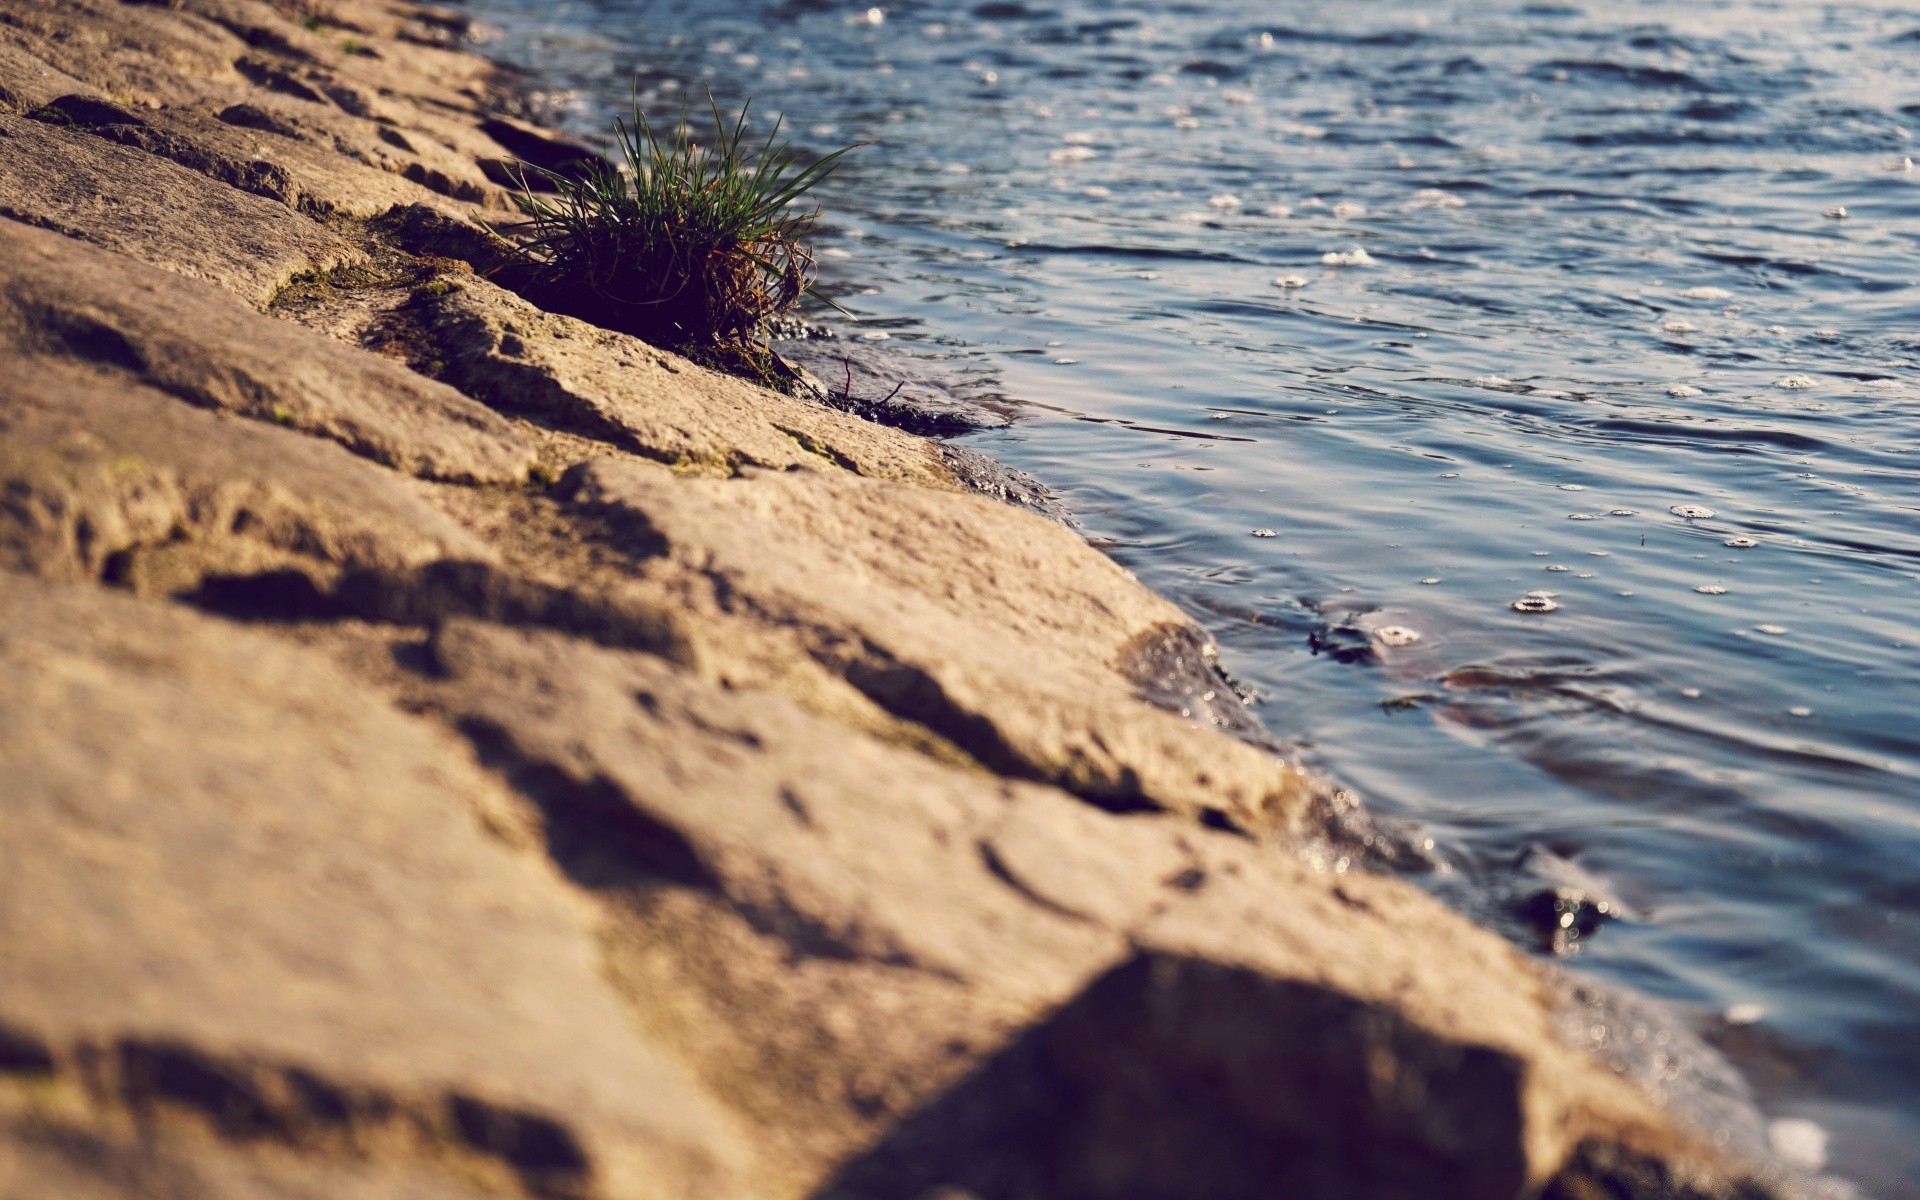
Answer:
(0, 573, 750, 1200)
(0, 356, 488, 590)
(557, 457, 1319, 832)
(0, 114, 359, 307)
(407, 619, 1750, 1200)
(0, 217, 532, 484)
(0, 38, 99, 114)
(414, 279, 958, 486)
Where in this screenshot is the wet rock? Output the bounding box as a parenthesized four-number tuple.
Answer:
(782, 338, 1011, 436)
(0, 218, 533, 484)
(1512, 844, 1634, 954)
(0, 114, 360, 307)
(0, 574, 749, 1200)
(931, 442, 1071, 522)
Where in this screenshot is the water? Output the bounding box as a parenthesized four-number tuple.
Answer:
(461, 0, 1920, 1190)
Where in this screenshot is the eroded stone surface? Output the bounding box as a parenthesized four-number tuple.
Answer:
(416, 279, 959, 486)
(558, 457, 1319, 833)
(0, 218, 532, 484)
(0, 574, 748, 1200)
(0, 357, 488, 590)
(0, 114, 359, 308)
(406, 619, 1731, 1200)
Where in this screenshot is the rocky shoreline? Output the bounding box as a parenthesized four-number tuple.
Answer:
(0, 3, 1817, 1197)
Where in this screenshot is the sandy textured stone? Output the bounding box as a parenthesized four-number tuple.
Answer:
(557, 457, 1318, 832)
(0, 357, 488, 591)
(416, 279, 959, 485)
(0, 114, 359, 307)
(0, 574, 748, 1200)
(409, 620, 1745, 1200)
(0, 218, 531, 484)
(0, 37, 99, 113)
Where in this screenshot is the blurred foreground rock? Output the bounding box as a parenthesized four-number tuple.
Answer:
(0, 1, 1813, 1197)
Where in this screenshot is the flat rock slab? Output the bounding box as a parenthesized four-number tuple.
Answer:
(0, 217, 532, 484)
(0, 356, 488, 590)
(0, 574, 748, 1200)
(0, 114, 358, 307)
(560, 458, 1316, 832)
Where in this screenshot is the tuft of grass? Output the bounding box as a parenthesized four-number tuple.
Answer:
(507, 90, 864, 357)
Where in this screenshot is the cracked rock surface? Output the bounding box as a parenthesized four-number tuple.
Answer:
(0, 2, 1814, 1198)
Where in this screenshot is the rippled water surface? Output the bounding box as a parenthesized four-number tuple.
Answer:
(464, 0, 1920, 1188)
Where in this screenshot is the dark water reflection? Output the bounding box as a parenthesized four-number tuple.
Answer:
(465, 0, 1920, 1190)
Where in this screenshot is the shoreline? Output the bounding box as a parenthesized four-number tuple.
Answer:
(0, 1, 1828, 1197)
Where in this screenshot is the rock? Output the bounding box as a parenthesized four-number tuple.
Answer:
(0, 39, 99, 114)
(556, 457, 1320, 833)
(0, 114, 359, 307)
(406, 619, 1744, 1200)
(0, 356, 488, 591)
(0, 573, 750, 1200)
(413, 279, 959, 487)
(0, 218, 531, 484)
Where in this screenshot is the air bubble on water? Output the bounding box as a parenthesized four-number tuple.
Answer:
(1823, 206, 1848, 219)
(1250, 528, 1277, 538)
(1726, 537, 1757, 548)
(1670, 504, 1716, 519)
(859, 330, 891, 340)
(1174, 116, 1200, 130)
(1662, 320, 1697, 334)
(1568, 513, 1598, 521)
(1590, 550, 1610, 557)
(1611, 509, 1639, 517)
(1265, 203, 1294, 218)
(1322, 247, 1377, 267)
(1210, 193, 1243, 210)
(1440, 471, 1460, 478)
(1547, 564, 1570, 572)
(1049, 146, 1096, 163)
(1273, 275, 1310, 289)
(1724, 1002, 1765, 1025)
(1409, 188, 1465, 209)
(1667, 384, 1704, 398)
(1513, 594, 1560, 613)
(1682, 687, 1702, 698)
(1421, 577, 1442, 585)
(1577, 572, 1594, 578)
(1053, 357, 1079, 365)
(1788, 706, 1813, 718)
(1558, 484, 1586, 491)
(1063, 131, 1096, 145)
(1082, 186, 1112, 199)
(1532, 551, 1549, 557)
(1332, 200, 1367, 219)
(1619, 590, 1636, 596)
(1473, 375, 1512, 388)
(1776, 374, 1818, 389)
(1137, 271, 1160, 280)
(1695, 584, 1727, 595)
(1209, 413, 1230, 420)
(1680, 286, 1732, 301)
(1756, 624, 1788, 635)
(1374, 625, 1421, 647)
